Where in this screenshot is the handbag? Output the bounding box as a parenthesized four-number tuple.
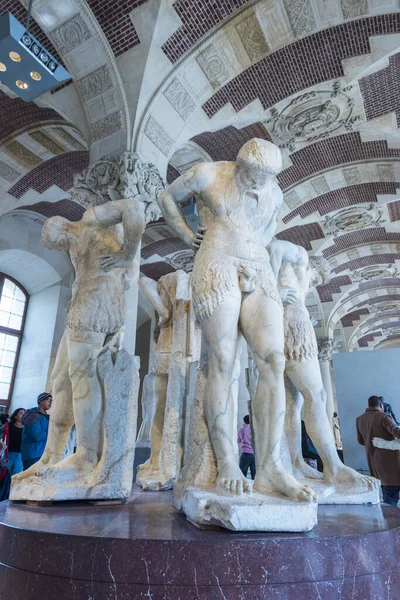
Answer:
(0, 423, 11, 501)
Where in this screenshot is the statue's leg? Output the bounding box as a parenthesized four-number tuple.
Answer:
(240, 289, 316, 503)
(12, 331, 74, 481)
(48, 330, 106, 473)
(201, 293, 252, 495)
(284, 373, 321, 480)
(138, 373, 168, 474)
(286, 357, 378, 491)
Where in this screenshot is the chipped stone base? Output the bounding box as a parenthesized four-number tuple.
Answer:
(136, 473, 175, 491)
(181, 487, 318, 532)
(10, 478, 132, 502)
(304, 479, 381, 505)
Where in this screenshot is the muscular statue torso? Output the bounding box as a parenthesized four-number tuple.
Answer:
(186, 163, 282, 261)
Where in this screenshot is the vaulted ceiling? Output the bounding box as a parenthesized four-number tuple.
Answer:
(0, 0, 399, 352)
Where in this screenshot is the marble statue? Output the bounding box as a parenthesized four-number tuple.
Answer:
(136, 270, 201, 490)
(11, 187, 160, 502)
(159, 138, 318, 531)
(269, 238, 380, 503)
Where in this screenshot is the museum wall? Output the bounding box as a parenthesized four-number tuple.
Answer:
(333, 349, 400, 472)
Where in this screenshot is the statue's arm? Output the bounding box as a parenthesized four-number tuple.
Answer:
(139, 274, 171, 325)
(157, 168, 204, 249)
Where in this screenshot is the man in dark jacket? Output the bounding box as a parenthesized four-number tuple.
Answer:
(21, 393, 52, 471)
(356, 395, 400, 506)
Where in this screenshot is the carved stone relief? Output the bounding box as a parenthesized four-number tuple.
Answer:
(165, 250, 195, 273)
(197, 44, 231, 89)
(317, 338, 336, 362)
(340, 0, 368, 19)
(343, 166, 361, 186)
(5, 141, 42, 167)
(144, 116, 173, 157)
(347, 248, 360, 260)
(284, 189, 302, 209)
(49, 13, 92, 56)
(371, 301, 400, 313)
(164, 78, 196, 121)
(323, 204, 384, 236)
(283, 0, 316, 37)
(311, 176, 330, 196)
(29, 131, 64, 155)
(52, 128, 86, 150)
(77, 65, 113, 102)
(352, 265, 400, 282)
(91, 111, 122, 142)
(0, 161, 20, 183)
(235, 13, 269, 62)
(265, 83, 363, 151)
(377, 163, 396, 182)
(371, 244, 384, 255)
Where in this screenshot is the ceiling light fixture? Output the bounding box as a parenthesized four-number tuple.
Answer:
(0, 2, 71, 101)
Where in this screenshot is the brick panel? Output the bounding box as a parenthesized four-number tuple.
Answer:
(334, 254, 400, 274)
(203, 14, 400, 118)
(371, 319, 400, 332)
(348, 278, 400, 299)
(278, 133, 400, 191)
(376, 333, 400, 345)
(360, 53, 400, 125)
(0, 1, 62, 63)
(162, 0, 251, 63)
(316, 275, 352, 303)
(388, 200, 400, 222)
(323, 228, 400, 259)
(8, 151, 89, 199)
(141, 236, 188, 259)
(354, 294, 400, 310)
(275, 222, 325, 251)
(0, 90, 64, 144)
(284, 182, 400, 223)
(18, 199, 84, 221)
(358, 332, 382, 347)
(87, 0, 147, 57)
(166, 164, 180, 184)
(341, 308, 369, 328)
(140, 261, 176, 281)
(191, 123, 271, 162)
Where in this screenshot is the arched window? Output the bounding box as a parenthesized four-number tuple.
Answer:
(0, 274, 28, 410)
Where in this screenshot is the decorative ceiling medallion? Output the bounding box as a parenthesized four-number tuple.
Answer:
(165, 250, 195, 273)
(352, 265, 399, 282)
(265, 82, 362, 151)
(323, 204, 384, 236)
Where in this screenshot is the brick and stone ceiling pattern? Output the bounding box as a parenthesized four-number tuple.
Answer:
(8, 151, 89, 199)
(86, 0, 148, 57)
(18, 199, 84, 221)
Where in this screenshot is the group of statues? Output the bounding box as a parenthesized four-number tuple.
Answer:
(10, 139, 380, 529)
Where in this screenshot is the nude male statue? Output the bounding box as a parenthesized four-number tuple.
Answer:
(269, 238, 378, 494)
(158, 138, 316, 502)
(14, 195, 150, 482)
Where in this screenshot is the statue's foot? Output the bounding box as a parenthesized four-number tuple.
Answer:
(137, 458, 159, 476)
(41, 453, 97, 482)
(216, 463, 252, 496)
(12, 454, 61, 481)
(293, 458, 323, 481)
(324, 465, 380, 493)
(254, 465, 317, 503)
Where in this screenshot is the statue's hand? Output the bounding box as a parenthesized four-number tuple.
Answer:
(100, 251, 132, 271)
(158, 308, 171, 327)
(279, 287, 298, 305)
(192, 226, 207, 252)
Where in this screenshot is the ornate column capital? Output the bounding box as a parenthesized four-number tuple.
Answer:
(317, 338, 336, 363)
(70, 151, 164, 223)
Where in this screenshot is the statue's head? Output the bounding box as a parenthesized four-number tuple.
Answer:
(308, 255, 331, 287)
(42, 216, 70, 251)
(236, 138, 282, 188)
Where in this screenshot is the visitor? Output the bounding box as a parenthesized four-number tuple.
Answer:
(237, 415, 256, 479)
(21, 393, 52, 471)
(356, 395, 400, 506)
(0, 414, 9, 426)
(301, 420, 322, 472)
(6, 408, 25, 475)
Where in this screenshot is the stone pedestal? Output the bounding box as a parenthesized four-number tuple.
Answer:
(304, 479, 380, 505)
(181, 487, 318, 532)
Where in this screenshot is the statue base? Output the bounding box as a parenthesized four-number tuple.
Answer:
(180, 486, 318, 532)
(10, 479, 133, 503)
(305, 479, 381, 505)
(136, 473, 175, 491)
